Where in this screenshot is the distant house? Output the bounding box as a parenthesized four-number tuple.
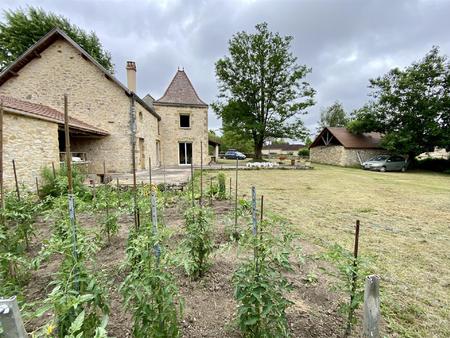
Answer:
(309, 127, 385, 166)
(262, 143, 305, 156)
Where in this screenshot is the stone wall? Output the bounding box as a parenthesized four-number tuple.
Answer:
(3, 112, 59, 190)
(154, 104, 208, 166)
(310, 145, 387, 166)
(0, 38, 159, 175)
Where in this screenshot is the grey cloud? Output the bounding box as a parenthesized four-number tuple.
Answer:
(2, 0, 450, 133)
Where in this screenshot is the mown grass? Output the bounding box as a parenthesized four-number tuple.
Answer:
(223, 164, 450, 337)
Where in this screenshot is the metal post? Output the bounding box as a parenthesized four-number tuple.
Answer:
(200, 141, 203, 207)
(151, 191, 161, 263)
(190, 159, 194, 207)
(12, 159, 20, 201)
(130, 96, 139, 229)
(234, 158, 239, 234)
(103, 160, 106, 184)
(362, 275, 381, 338)
(0, 101, 4, 212)
(149, 156, 152, 186)
(35, 177, 40, 197)
(52, 161, 56, 178)
(209, 176, 213, 206)
(64, 94, 79, 292)
(346, 219, 360, 336)
(229, 177, 232, 201)
(260, 195, 264, 223)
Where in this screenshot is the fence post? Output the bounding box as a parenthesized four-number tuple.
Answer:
(12, 159, 20, 201)
(362, 275, 380, 338)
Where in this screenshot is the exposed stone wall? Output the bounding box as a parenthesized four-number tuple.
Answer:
(3, 112, 59, 190)
(154, 104, 208, 166)
(310, 145, 387, 166)
(0, 38, 159, 176)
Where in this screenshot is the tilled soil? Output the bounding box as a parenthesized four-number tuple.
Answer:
(24, 199, 346, 337)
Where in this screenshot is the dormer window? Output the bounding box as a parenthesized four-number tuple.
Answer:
(180, 114, 190, 128)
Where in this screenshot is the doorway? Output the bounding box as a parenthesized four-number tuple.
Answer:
(179, 142, 192, 165)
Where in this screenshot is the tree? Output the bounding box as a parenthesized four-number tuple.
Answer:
(348, 46, 450, 160)
(0, 7, 113, 72)
(318, 101, 349, 132)
(213, 22, 315, 160)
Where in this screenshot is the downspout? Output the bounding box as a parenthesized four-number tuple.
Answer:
(129, 94, 139, 229)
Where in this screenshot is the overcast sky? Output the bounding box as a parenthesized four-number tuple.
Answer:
(2, 0, 450, 136)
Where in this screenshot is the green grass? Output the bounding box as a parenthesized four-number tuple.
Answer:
(223, 164, 450, 337)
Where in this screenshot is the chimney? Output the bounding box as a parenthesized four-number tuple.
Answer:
(126, 61, 136, 92)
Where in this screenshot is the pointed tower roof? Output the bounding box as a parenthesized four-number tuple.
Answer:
(155, 69, 208, 108)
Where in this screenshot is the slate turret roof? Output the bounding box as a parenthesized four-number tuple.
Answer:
(155, 70, 207, 108)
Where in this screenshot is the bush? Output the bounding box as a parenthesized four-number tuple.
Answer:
(217, 173, 227, 200)
(298, 148, 310, 157)
(40, 165, 89, 199)
(415, 158, 450, 172)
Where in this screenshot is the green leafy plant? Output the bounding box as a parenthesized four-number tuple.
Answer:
(40, 165, 90, 200)
(93, 186, 120, 245)
(120, 224, 183, 337)
(217, 173, 227, 200)
(322, 243, 370, 336)
(181, 206, 214, 278)
(36, 215, 109, 337)
(233, 215, 295, 337)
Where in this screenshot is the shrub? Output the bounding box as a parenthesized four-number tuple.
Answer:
(182, 206, 214, 278)
(415, 158, 450, 172)
(40, 165, 89, 199)
(217, 173, 227, 200)
(298, 148, 310, 157)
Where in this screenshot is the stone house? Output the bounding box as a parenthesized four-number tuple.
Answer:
(309, 127, 386, 166)
(0, 28, 209, 189)
(262, 143, 305, 156)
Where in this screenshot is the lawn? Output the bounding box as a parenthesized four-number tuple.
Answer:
(223, 165, 450, 337)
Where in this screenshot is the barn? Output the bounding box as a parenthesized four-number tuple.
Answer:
(309, 127, 385, 167)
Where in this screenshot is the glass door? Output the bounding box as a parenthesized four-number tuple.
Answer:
(179, 142, 192, 165)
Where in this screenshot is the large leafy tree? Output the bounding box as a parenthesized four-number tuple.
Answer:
(318, 101, 349, 132)
(213, 22, 315, 159)
(349, 47, 450, 159)
(0, 7, 113, 72)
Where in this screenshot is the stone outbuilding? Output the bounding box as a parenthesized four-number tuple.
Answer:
(262, 143, 305, 156)
(309, 127, 386, 166)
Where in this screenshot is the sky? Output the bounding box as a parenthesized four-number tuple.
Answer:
(1, 0, 450, 137)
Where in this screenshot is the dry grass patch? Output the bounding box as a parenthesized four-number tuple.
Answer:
(222, 165, 450, 337)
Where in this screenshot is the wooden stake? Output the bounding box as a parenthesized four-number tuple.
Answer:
(363, 275, 381, 338)
(12, 159, 20, 201)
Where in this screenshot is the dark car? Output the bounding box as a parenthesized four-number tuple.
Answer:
(362, 155, 407, 172)
(224, 149, 246, 160)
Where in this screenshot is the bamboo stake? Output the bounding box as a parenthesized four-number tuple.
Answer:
(12, 159, 20, 201)
(64, 94, 79, 292)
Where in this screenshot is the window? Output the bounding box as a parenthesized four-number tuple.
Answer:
(138, 111, 143, 122)
(180, 114, 190, 128)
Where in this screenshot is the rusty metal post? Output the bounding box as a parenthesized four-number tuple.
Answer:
(12, 159, 20, 201)
(260, 195, 264, 223)
(35, 177, 40, 197)
(345, 219, 361, 337)
(200, 141, 203, 207)
(234, 158, 239, 235)
(52, 161, 56, 178)
(0, 101, 4, 212)
(190, 158, 194, 207)
(209, 176, 213, 206)
(149, 156, 152, 186)
(130, 96, 139, 229)
(103, 159, 106, 184)
(64, 94, 79, 292)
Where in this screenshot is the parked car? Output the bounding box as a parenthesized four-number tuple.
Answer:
(224, 149, 246, 160)
(362, 155, 407, 172)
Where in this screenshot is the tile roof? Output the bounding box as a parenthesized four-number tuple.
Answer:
(0, 28, 160, 120)
(0, 95, 109, 136)
(310, 127, 382, 149)
(263, 143, 305, 151)
(155, 70, 208, 108)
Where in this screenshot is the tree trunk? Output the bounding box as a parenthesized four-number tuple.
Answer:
(254, 141, 264, 161)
